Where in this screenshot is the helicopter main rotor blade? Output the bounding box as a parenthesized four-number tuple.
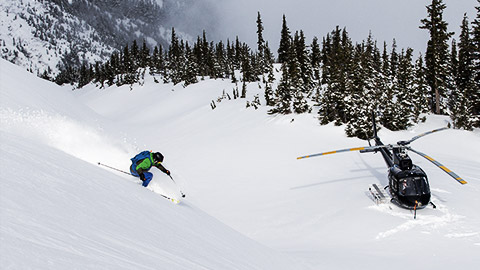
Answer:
(408, 147, 467, 185)
(297, 145, 385, 160)
(403, 127, 449, 145)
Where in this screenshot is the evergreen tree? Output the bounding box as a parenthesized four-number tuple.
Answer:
(295, 30, 314, 97)
(470, 1, 480, 127)
(131, 39, 139, 69)
(241, 80, 247, 98)
(256, 12, 266, 70)
(269, 61, 292, 114)
(167, 28, 185, 84)
(122, 44, 137, 85)
(451, 14, 475, 129)
(395, 48, 416, 129)
(282, 32, 309, 114)
(207, 41, 218, 78)
(345, 38, 378, 138)
(104, 60, 115, 86)
(241, 49, 254, 81)
(78, 63, 90, 88)
(377, 42, 392, 118)
(264, 62, 276, 106)
(412, 54, 430, 122)
(183, 42, 199, 86)
(278, 14, 291, 63)
(390, 39, 399, 78)
(310, 36, 321, 83)
(94, 62, 104, 87)
(379, 41, 398, 130)
(319, 27, 354, 125)
(420, 0, 454, 114)
(151, 45, 165, 76)
(264, 41, 275, 67)
(140, 39, 150, 68)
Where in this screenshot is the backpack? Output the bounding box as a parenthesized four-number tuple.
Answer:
(131, 151, 152, 165)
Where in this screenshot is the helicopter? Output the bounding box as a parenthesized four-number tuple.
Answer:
(297, 112, 467, 211)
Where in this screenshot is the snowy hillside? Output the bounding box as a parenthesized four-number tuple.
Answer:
(0, 0, 115, 76)
(0, 59, 304, 269)
(0, 0, 214, 77)
(1, 57, 480, 269)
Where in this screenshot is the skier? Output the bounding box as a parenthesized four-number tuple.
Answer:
(130, 151, 171, 187)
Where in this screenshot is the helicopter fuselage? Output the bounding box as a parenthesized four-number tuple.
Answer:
(388, 164, 431, 209)
(374, 136, 431, 209)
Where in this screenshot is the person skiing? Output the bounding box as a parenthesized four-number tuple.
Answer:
(130, 151, 170, 187)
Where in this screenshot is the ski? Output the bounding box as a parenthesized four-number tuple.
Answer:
(159, 194, 180, 204)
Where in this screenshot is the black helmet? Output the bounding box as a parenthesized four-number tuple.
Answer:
(153, 152, 164, 163)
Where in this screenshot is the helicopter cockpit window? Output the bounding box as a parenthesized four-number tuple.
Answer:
(400, 177, 429, 196)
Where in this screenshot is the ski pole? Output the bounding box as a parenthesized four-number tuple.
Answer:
(169, 175, 186, 198)
(98, 162, 133, 176)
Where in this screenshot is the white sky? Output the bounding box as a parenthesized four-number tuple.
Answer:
(212, 0, 478, 56)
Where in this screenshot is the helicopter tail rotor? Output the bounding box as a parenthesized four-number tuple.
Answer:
(407, 147, 467, 185)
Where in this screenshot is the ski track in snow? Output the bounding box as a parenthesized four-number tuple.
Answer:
(369, 198, 480, 248)
(371, 202, 464, 239)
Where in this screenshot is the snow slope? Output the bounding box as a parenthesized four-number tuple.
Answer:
(0, 59, 304, 269)
(2, 58, 480, 269)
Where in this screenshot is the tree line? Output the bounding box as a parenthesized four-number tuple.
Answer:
(54, 0, 480, 137)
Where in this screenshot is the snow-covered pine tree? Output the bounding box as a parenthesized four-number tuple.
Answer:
(311, 36, 321, 84)
(93, 62, 104, 87)
(167, 28, 185, 85)
(264, 62, 276, 106)
(226, 39, 235, 75)
(345, 39, 377, 139)
(278, 14, 291, 64)
(295, 30, 314, 98)
(318, 27, 353, 125)
(150, 45, 165, 76)
(241, 80, 247, 98)
(420, 0, 454, 114)
(264, 41, 275, 69)
(183, 42, 199, 86)
(131, 40, 140, 70)
(451, 14, 475, 129)
(140, 39, 150, 68)
(208, 42, 219, 79)
(390, 39, 399, 79)
(411, 54, 430, 122)
(78, 63, 90, 88)
(241, 49, 255, 82)
(269, 61, 292, 114)
(395, 48, 416, 130)
(289, 32, 311, 114)
(215, 41, 228, 78)
(122, 43, 137, 85)
(472, 1, 480, 127)
(380, 42, 399, 130)
(256, 11, 269, 73)
(104, 60, 115, 86)
(377, 43, 391, 114)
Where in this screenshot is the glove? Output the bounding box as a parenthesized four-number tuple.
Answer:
(166, 170, 171, 176)
(139, 173, 146, 181)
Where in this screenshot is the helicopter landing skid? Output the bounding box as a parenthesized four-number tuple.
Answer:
(369, 184, 390, 204)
